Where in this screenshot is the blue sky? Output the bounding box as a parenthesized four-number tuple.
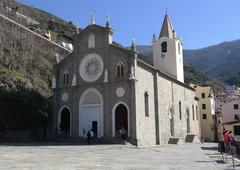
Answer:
(17, 0, 240, 49)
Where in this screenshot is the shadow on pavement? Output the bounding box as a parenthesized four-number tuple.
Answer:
(0, 140, 127, 146)
(215, 160, 226, 164)
(201, 146, 218, 151)
(196, 160, 215, 163)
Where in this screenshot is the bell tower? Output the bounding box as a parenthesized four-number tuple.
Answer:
(152, 14, 184, 83)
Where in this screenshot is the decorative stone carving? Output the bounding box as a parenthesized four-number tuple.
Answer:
(103, 69, 109, 83)
(61, 93, 69, 102)
(79, 53, 104, 82)
(71, 74, 77, 87)
(116, 87, 125, 97)
(168, 104, 174, 119)
(51, 76, 56, 89)
(129, 65, 135, 80)
(55, 53, 60, 63)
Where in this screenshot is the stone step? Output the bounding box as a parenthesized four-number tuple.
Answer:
(168, 137, 185, 145)
(53, 137, 132, 145)
(185, 134, 195, 143)
(185, 134, 201, 144)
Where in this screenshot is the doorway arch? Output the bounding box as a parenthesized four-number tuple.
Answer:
(58, 106, 71, 137)
(79, 88, 103, 137)
(112, 102, 130, 137)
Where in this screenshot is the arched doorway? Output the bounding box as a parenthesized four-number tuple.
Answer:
(58, 107, 71, 137)
(186, 108, 190, 133)
(79, 88, 103, 138)
(112, 102, 129, 138)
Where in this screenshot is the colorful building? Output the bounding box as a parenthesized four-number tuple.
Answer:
(191, 84, 216, 141)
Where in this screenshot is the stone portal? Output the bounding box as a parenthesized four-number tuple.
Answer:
(79, 88, 103, 138)
(59, 108, 70, 137)
(115, 104, 128, 137)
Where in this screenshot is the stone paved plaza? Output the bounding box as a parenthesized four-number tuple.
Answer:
(0, 142, 239, 170)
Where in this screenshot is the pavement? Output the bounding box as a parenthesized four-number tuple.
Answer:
(0, 142, 239, 170)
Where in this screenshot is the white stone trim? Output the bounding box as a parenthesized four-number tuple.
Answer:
(57, 105, 72, 136)
(112, 101, 130, 137)
(79, 88, 104, 137)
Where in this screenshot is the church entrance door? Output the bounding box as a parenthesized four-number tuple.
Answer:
(60, 108, 70, 137)
(79, 88, 103, 138)
(81, 106, 101, 137)
(115, 104, 128, 138)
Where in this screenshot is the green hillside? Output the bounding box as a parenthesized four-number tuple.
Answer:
(0, 0, 76, 135)
(184, 39, 240, 86)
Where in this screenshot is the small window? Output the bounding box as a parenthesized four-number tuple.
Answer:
(201, 93, 205, 98)
(196, 106, 198, 120)
(144, 92, 149, 117)
(192, 105, 195, 120)
(202, 114, 207, 119)
(161, 41, 167, 53)
(88, 33, 95, 48)
(202, 104, 206, 110)
(179, 101, 182, 120)
(234, 125, 240, 135)
(63, 72, 69, 85)
(116, 62, 124, 79)
(234, 104, 239, 110)
(235, 114, 240, 120)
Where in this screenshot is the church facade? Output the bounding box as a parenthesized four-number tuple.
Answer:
(52, 15, 200, 146)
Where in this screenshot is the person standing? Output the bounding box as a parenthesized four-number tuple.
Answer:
(87, 130, 91, 144)
(90, 129, 94, 138)
(228, 131, 236, 155)
(223, 129, 230, 153)
(119, 126, 126, 143)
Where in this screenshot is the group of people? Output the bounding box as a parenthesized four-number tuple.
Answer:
(85, 126, 127, 144)
(222, 129, 236, 154)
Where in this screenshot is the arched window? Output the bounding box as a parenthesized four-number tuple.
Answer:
(116, 62, 124, 79)
(144, 92, 149, 117)
(161, 41, 167, 53)
(179, 101, 182, 120)
(63, 72, 69, 85)
(88, 33, 95, 48)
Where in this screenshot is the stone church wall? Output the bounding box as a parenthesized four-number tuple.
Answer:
(157, 74, 199, 144)
(135, 62, 156, 146)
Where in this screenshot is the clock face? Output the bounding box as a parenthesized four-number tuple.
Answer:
(79, 53, 104, 82)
